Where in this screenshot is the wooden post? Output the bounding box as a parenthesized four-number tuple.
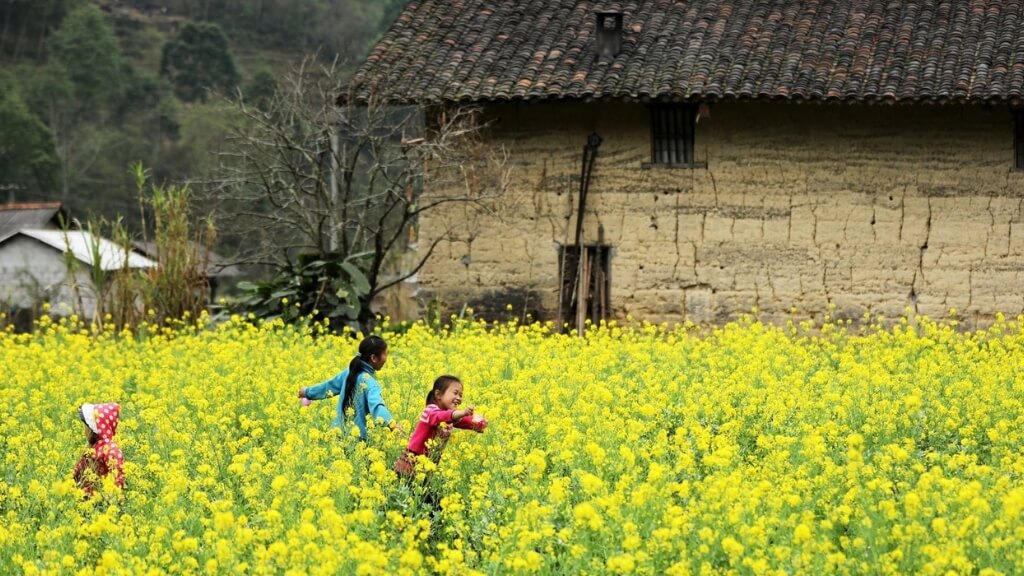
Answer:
(576, 247, 590, 336)
(562, 132, 602, 334)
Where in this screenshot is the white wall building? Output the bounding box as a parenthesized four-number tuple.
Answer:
(0, 228, 156, 318)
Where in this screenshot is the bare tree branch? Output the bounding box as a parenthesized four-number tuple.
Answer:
(201, 55, 511, 329)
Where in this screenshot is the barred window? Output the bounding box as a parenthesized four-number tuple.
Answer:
(650, 103, 698, 166)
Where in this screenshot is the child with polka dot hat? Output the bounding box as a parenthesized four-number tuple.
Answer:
(73, 402, 124, 496)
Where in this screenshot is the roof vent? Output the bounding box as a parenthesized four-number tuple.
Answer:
(596, 12, 623, 58)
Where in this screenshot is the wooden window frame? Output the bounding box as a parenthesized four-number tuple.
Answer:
(643, 103, 706, 169)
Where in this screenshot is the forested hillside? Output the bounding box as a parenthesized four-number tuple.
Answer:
(0, 0, 406, 228)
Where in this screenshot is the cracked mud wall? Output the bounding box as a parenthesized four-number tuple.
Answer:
(416, 101, 1024, 327)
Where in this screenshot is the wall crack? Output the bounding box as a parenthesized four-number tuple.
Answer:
(909, 197, 932, 314)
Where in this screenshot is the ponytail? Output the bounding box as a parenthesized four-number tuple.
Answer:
(342, 335, 388, 413)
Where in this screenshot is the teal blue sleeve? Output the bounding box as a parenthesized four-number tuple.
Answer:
(305, 370, 346, 401)
(364, 379, 394, 425)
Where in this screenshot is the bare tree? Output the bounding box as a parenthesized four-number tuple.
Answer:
(206, 57, 510, 329)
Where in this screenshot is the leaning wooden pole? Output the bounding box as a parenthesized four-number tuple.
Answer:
(573, 132, 602, 336)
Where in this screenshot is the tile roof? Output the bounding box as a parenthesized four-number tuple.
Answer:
(0, 202, 65, 235)
(346, 0, 1024, 105)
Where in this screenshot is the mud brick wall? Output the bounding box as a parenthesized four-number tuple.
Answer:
(416, 101, 1024, 327)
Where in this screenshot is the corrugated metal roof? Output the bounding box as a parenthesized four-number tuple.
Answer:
(10, 229, 157, 270)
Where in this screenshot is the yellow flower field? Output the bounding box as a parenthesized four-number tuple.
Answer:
(1, 312, 1024, 575)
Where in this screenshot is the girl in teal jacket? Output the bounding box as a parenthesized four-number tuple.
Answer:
(298, 335, 397, 440)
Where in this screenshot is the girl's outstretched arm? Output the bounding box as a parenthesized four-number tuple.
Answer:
(424, 406, 485, 430)
(300, 371, 346, 401)
(454, 411, 487, 432)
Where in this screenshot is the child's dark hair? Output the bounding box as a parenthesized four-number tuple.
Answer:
(343, 335, 388, 413)
(426, 375, 462, 405)
(77, 407, 99, 446)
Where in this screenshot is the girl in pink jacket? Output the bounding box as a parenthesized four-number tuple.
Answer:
(394, 375, 487, 477)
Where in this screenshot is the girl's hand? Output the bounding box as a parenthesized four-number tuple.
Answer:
(298, 388, 311, 406)
(453, 406, 474, 421)
(471, 415, 488, 432)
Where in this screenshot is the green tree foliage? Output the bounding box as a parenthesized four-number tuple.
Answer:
(154, 0, 398, 58)
(168, 100, 242, 180)
(17, 62, 74, 129)
(160, 22, 239, 102)
(46, 5, 124, 110)
(0, 0, 78, 61)
(10, 7, 179, 225)
(1, 0, 402, 236)
(243, 68, 277, 110)
(233, 255, 372, 331)
(0, 73, 59, 193)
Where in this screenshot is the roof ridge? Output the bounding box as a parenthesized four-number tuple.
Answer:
(344, 0, 1024, 105)
(0, 202, 63, 211)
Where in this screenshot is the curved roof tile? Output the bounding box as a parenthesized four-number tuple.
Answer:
(346, 0, 1024, 104)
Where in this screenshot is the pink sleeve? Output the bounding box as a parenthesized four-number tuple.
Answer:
(423, 404, 456, 426)
(454, 416, 486, 432)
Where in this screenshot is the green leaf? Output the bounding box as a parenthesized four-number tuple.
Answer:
(330, 305, 359, 319)
(343, 289, 360, 307)
(341, 262, 371, 295)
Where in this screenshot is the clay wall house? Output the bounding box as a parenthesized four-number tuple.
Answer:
(347, 0, 1024, 328)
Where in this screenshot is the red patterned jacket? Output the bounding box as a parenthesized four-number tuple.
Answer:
(74, 403, 124, 495)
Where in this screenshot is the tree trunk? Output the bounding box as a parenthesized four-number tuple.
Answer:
(36, 0, 54, 61)
(11, 9, 28, 60)
(1, 2, 13, 56)
(329, 127, 339, 251)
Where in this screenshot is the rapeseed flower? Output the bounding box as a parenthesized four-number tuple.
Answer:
(2, 313, 1024, 573)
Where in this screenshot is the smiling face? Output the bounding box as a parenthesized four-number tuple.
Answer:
(434, 381, 464, 411)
